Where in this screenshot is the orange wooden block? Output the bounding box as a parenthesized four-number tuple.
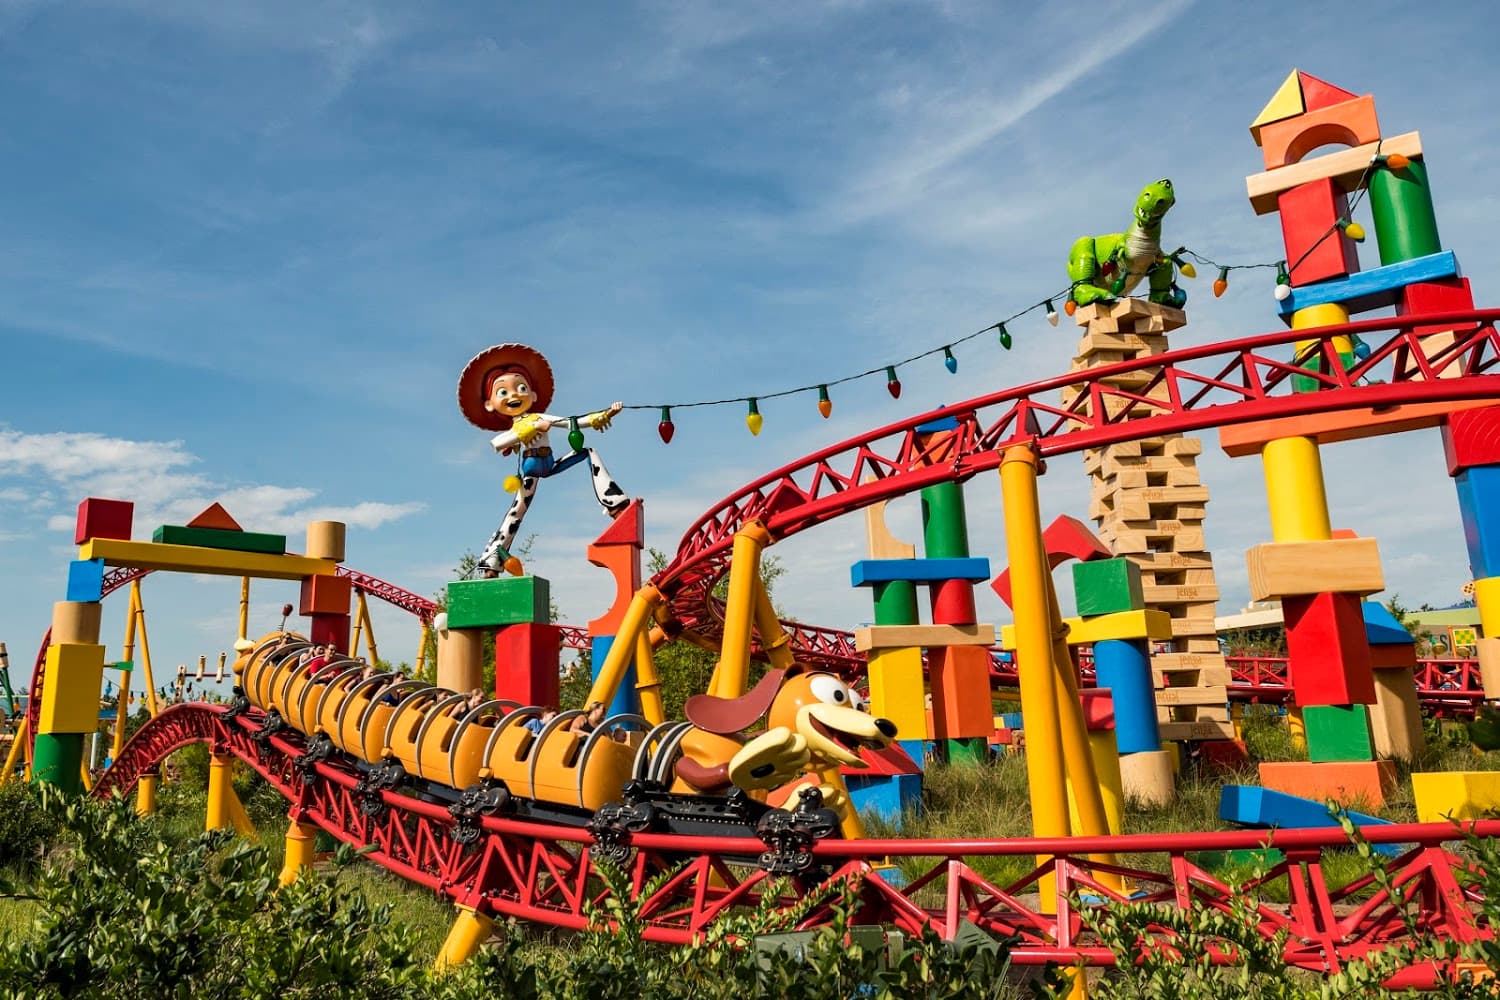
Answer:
(1219, 399, 1499, 458)
(586, 544, 642, 636)
(187, 502, 243, 531)
(299, 574, 352, 616)
(1258, 759, 1398, 810)
(929, 645, 993, 739)
(1260, 94, 1380, 170)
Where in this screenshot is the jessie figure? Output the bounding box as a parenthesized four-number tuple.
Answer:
(458, 344, 629, 576)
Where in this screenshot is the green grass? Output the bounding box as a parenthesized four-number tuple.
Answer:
(0, 899, 38, 945)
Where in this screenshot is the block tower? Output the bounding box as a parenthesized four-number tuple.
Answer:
(1063, 299, 1236, 743)
(1234, 69, 1452, 806)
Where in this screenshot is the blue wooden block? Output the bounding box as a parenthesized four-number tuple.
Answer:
(914, 413, 960, 433)
(1219, 785, 1400, 856)
(999, 712, 1024, 730)
(589, 636, 638, 717)
(1361, 601, 1414, 646)
(1455, 465, 1500, 580)
(1276, 251, 1459, 321)
(895, 738, 929, 766)
(1092, 639, 1159, 753)
(847, 772, 923, 826)
(850, 558, 992, 587)
(65, 559, 105, 603)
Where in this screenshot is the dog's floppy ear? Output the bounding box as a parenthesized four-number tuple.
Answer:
(684, 668, 788, 736)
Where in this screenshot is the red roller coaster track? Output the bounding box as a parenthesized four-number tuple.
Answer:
(97, 701, 1495, 984)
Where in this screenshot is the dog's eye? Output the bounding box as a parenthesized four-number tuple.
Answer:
(808, 674, 851, 706)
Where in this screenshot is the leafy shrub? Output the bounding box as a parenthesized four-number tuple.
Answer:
(0, 783, 59, 880)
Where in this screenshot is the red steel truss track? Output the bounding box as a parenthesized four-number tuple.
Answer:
(97, 702, 1495, 984)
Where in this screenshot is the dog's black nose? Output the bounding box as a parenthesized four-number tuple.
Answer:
(875, 718, 897, 739)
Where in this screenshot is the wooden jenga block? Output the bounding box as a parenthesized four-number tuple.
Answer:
(1153, 666, 1234, 687)
(1159, 719, 1237, 741)
(1154, 685, 1228, 706)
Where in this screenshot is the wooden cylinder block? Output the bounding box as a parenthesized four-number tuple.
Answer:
(436, 628, 485, 694)
(51, 601, 102, 644)
(305, 521, 347, 562)
(1118, 749, 1176, 807)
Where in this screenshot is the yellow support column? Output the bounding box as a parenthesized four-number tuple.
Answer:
(416, 621, 431, 679)
(751, 573, 796, 673)
(1261, 435, 1332, 542)
(709, 522, 772, 699)
(136, 771, 158, 816)
(585, 586, 662, 709)
(434, 905, 494, 970)
(131, 582, 160, 717)
(206, 752, 235, 831)
(999, 447, 1070, 901)
(238, 576, 250, 647)
(1, 718, 27, 784)
(279, 819, 320, 885)
(633, 629, 665, 726)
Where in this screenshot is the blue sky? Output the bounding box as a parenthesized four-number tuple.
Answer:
(2, 1, 1497, 700)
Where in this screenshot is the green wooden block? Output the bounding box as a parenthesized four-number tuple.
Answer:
(446, 576, 550, 628)
(1192, 847, 1285, 871)
(1072, 558, 1144, 616)
(151, 524, 287, 555)
(944, 737, 989, 766)
(1304, 704, 1375, 762)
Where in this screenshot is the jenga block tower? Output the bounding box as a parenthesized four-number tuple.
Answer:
(1065, 298, 1234, 742)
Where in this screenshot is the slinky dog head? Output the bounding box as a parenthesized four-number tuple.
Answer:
(684, 667, 897, 769)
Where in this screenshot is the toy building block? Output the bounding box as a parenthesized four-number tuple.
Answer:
(305, 521, 346, 562)
(78, 537, 336, 581)
(928, 645, 993, 740)
(850, 558, 991, 587)
(999, 608, 1172, 649)
(1118, 749, 1175, 807)
(152, 524, 288, 555)
(854, 624, 995, 652)
(867, 646, 929, 740)
(1368, 643, 1418, 670)
(1296, 71, 1359, 112)
(1219, 786, 1396, 855)
(1275, 251, 1460, 320)
(494, 622, 561, 707)
(65, 559, 105, 603)
(1078, 688, 1115, 731)
(1442, 404, 1500, 477)
(1246, 132, 1423, 215)
(1302, 704, 1374, 762)
(587, 501, 644, 636)
(1369, 158, 1441, 265)
(992, 514, 1110, 608)
(1248, 69, 1306, 143)
(865, 487, 917, 560)
(1478, 638, 1500, 700)
(929, 577, 977, 627)
(299, 574, 353, 616)
(1477, 576, 1500, 636)
(1258, 759, 1397, 810)
(1092, 640, 1159, 753)
(437, 628, 486, 694)
(1259, 92, 1379, 171)
(1278, 178, 1359, 286)
(309, 613, 350, 652)
(74, 497, 133, 545)
(1218, 399, 1491, 458)
(1369, 667, 1426, 761)
(51, 601, 102, 644)
(844, 769, 923, 825)
(446, 576, 551, 629)
(1282, 592, 1376, 706)
(590, 634, 638, 717)
(1455, 467, 1500, 580)
(186, 502, 243, 531)
(1361, 600, 1414, 645)
(1245, 538, 1384, 601)
(37, 642, 108, 734)
(1199, 739, 1250, 773)
(1412, 771, 1500, 823)
(1072, 558, 1145, 616)
(1066, 729, 1124, 836)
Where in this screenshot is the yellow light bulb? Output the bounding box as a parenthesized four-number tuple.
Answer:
(503, 475, 521, 493)
(1178, 260, 1197, 279)
(746, 412, 763, 436)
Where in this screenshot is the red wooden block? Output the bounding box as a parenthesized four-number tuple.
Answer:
(1297, 72, 1358, 112)
(299, 574, 352, 616)
(494, 623, 562, 707)
(309, 613, 351, 653)
(1284, 592, 1376, 706)
(1200, 739, 1249, 774)
(1368, 644, 1418, 670)
(1277, 178, 1359, 286)
(1079, 687, 1115, 731)
(186, 502, 243, 531)
(929, 578, 976, 626)
(1399, 277, 1474, 337)
(929, 645, 993, 739)
(74, 497, 134, 545)
(591, 498, 644, 548)
(1441, 403, 1500, 477)
(992, 514, 1110, 608)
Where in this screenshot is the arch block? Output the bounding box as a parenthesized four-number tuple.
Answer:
(1260, 94, 1380, 170)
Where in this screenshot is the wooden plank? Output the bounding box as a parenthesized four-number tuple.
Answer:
(1247, 538, 1384, 601)
(79, 538, 337, 581)
(1246, 131, 1423, 214)
(1154, 685, 1229, 706)
(1159, 719, 1237, 741)
(854, 623, 996, 652)
(1143, 584, 1220, 604)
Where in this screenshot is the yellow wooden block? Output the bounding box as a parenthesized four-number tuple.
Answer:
(1475, 578, 1500, 636)
(1412, 771, 1500, 824)
(38, 642, 107, 734)
(1000, 609, 1171, 650)
(854, 624, 996, 652)
(867, 646, 928, 740)
(1246, 131, 1424, 214)
(1245, 538, 1384, 601)
(1478, 638, 1500, 700)
(1066, 729, 1124, 836)
(79, 537, 338, 581)
(1248, 68, 1305, 144)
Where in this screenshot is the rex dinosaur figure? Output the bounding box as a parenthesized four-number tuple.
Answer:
(1068, 178, 1187, 310)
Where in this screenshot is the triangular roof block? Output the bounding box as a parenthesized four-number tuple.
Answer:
(591, 498, 644, 548)
(186, 502, 242, 531)
(1298, 71, 1359, 112)
(1250, 69, 1306, 145)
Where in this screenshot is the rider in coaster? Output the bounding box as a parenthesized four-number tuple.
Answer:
(457, 343, 628, 577)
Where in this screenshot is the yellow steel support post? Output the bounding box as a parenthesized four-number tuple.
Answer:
(750, 573, 796, 672)
(136, 771, 158, 816)
(110, 662, 133, 762)
(131, 582, 160, 717)
(708, 521, 772, 699)
(585, 586, 663, 709)
(227, 785, 256, 836)
(1, 718, 27, 785)
(350, 597, 365, 659)
(279, 819, 319, 885)
(1261, 435, 1332, 542)
(434, 905, 494, 971)
(206, 752, 235, 831)
(360, 594, 380, 666)
(633, 629, 665, 726)
(416, 622, 431, 679)
(238, 576, 250, 647)
(999, 446, 1071, 903)
(79, 757, 93, 792)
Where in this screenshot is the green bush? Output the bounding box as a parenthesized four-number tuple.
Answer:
(0, 783, 59, 880)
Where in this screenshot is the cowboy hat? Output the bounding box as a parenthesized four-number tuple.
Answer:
(456, 343, 555, 431)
